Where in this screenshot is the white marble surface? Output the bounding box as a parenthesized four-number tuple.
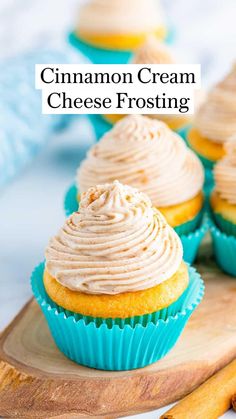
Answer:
(0, 1, 236, 418)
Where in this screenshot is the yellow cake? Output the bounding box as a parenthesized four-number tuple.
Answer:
(211, 191, 236, 224)
(188, 128, 225, 162)
(76, 0, 167, 50)
(44, 261, 188, 318)
(160, 192, 204, 228)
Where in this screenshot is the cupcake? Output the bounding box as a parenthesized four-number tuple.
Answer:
(33, 181, 204, 370)
(69, 0, 169, 65)
(101, 37, 190, 132)
(65, 115, 207, 263)
(187, 64, 236, 192)
(89, 37, 205, 141)
(90, 37, 176, 140)
(210, 141, 236, 276)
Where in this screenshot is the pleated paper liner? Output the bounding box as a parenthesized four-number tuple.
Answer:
(180, 214, 209, 264)
(204, 168, 214, 196)
(209, 217, 236, 277)
(212, 212, 236, 238)
(174, 209, 204, 235)
(32, 263, 204, 370)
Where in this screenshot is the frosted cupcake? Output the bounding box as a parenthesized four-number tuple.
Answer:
(89, 37, 176, 139)
(33, 181, 204, 370)
(90, 37, 205, 140)
(187, 64, 236, 168)
(211, 141, 236, 234)
(65, 115, 207, 263)
(186, 65, 236, 194)
(70, 0, 169, 64)
(210, 141, 236, 276)
(103, 37, 190, 131)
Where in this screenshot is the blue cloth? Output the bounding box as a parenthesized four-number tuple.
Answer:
(0, 50, 73, 187)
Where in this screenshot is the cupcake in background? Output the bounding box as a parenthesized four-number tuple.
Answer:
(78, 115, 204, 232)
(90, 37, 205, 141)
(69, 0, 170, 64)
(103, 37, 189, 132)
(187, 64, 236, 191)
(66, 115, 207, 263)
(33, 181, 204, 370)
(210, 140, 236, 276)
(89, 37, 175, 140)
(211, 141, 236, 234)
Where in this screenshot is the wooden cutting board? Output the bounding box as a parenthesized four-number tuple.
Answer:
(0, 239, 236, 419)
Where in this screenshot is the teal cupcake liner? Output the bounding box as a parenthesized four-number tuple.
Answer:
(203, 168, 214, 196)
(212, 212, 236, 238)
(64, 184, 209, 264)
(68, 33, 133, 64)
(179, 214, 209, 264)
(68, 29, 175, 65)
(31, 262, 204, 370)
(174, 209, 203, 236)
(176, 124, 191, 142)
(209, 217, 236, 277)
(64, 183, 79, 217)
(88, 114, 112, 141)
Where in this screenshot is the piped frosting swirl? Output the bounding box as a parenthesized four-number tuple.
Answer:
(78, 115, 204, 207)
(132, 36, 174, 64)
(78, 0, 164, 35)
(195, 64, 236, 143)
(214, 140, 236, 204)
(46, 181, 183, 295)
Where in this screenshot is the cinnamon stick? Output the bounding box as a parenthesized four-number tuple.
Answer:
(161, 359, 236, 419)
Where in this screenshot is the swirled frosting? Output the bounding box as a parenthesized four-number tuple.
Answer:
(46, 181, 183, 295)
(78, 0, 164, 35)
(214, 141, 236, 204)
(132, 36, 174, 64)
(78, 115, 204, 207)
(195, 64, 236, 143)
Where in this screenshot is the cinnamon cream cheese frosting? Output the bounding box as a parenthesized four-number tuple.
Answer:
(214, 141, 236, 204)
(78, 115, 204, 207)
(195, 64, 236, 143)
(45, 181, 183, 295)
(78, 0, 164, 35)
(132, 36, 174, 64)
